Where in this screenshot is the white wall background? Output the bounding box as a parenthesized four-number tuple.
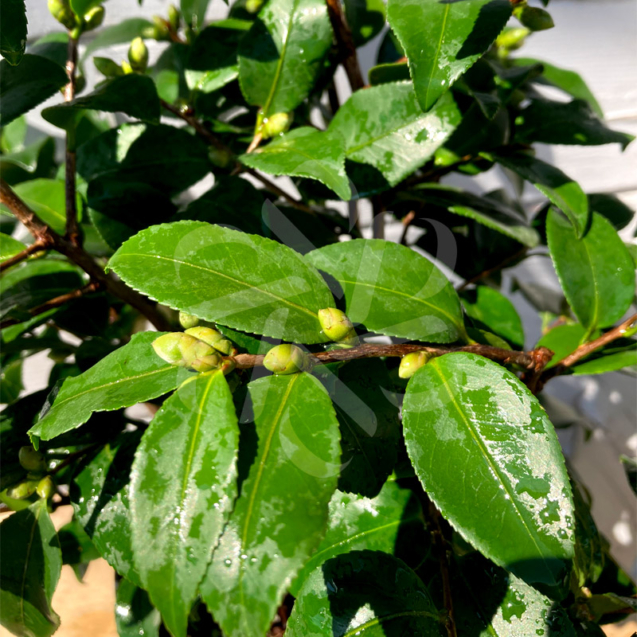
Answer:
(19, 0, 637, 577)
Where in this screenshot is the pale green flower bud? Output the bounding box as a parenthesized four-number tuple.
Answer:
(167, 4, 181, 31)
(121, 60, 134, 75)
(263, 344, 310, 375)
(261, 112, 291, 139)
(128, 37, 149, 73)
(185, 327, 233, 355)
(143, 16, 171, 40)
(398, 351, 432, 379)
(7, 480, 38, 500)
(83, 5, 105, 31)
(246, 0, 265, 13)
(179, 312, 200, 329)
(514, 5, 554, 31)
(19, 446, 47, 473)
(36, 476, 54, 500)
(48, 0, 79, 30)
(495, 27, 530, 53)
(318, 308, 354, 342)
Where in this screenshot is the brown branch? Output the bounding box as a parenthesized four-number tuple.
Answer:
(325, 0, 365, 91)
(64, 36, 81, 246)
(0, 241, 51, 272)
(399, 210, 416, 245)
(232, 342, 550, 370)
(0, 179, 170, 331)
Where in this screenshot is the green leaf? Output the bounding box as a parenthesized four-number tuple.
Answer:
(368, 62, 411, 86)
(287, 551, 443, 637)
(407, 184, 540, 248)
(515, 99, 633, 150)
(487, 152, 588, 238)
(620, 456, 637, 496)
(240, 128, 351, 201)
(513, 57, 603, 118)
(454, 553, 581, 636)
(82, 18, 153, 60)
(200, 373, 341, 637)
(7, 179, 82, 234)
(58, 519, 100, 580)
(461, 286, 525, 349)
(109, 221, 334, 343)
(0, 233, 26, 264)
(573, 349, 637, 376)
(306, 239, 465, 343)
(588, 193, 634, 231)
(115, 579, 161, 637)
(131, 371, 239, 637)
(0, 500, 62, 637)
(29, 332, 195, 441)
(291, 482, 425, 596)
(1, 115, 27, 152)
(547, 209, 635, 334)
(332, 359, 400, 497)
(329, 83, 461, 187)
(403, 352, 575, 591)
(0, 359, 22, 404)
(387, 0, 511, 111)
(345, 0, 386, 46)
(0, 55, 68, 126)
(571, 478, 604, 587)
(0, 137, 57, 187)
(72, 431, 143, 586)
(0, 0, 27, 65)
(536, 324, 588, 369)
(181, 0, 210, 30)
(238, 0, 333, 117)
(42, 75, 161, 133)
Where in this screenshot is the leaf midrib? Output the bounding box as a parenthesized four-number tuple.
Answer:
(115, 253, 318, 320)
(429, 360, 554, 579)
(424, 4, 451, 109)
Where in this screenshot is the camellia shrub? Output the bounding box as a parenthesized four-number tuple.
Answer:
(1, 0, 636, 635)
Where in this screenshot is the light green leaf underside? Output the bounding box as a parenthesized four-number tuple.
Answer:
(403, 352, 575, 591)
(131, 372, 239, 637)
(108, 221, 334, 343)
(201, 373, 341, 637)
(306, 239, 464, 343)
(29, 332, 193, 441)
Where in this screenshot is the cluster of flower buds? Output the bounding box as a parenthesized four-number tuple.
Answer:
(48, 0, 104, 38)
(141, 5, 180, 41)
(398, 351, 433, 379)
(495, 27, 530, 57)
(95, 37, 149, 78)
(318, 308, 359, 346)
(5, 447, 54, 501)
(263, 344, 312, 375)
(512, 3, 554, 31)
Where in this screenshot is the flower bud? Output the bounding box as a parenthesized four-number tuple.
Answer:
(48, 0, 79, 30)
(318, 308, 354, 342)
(246, 0, 265, 13)
(153, 333, 222, 372)
(19, 446, 47, 473)
(168, 4, 181, 31)
(185, 327, 233, 355)
(261, 112, 291, 139)
(36, 476, 54, 500)
(7, 480, 38, 500)
(121, 60, 134, 74)
(495, 27, 530, 53)
(179, 312, 200, 329)
(83, 5, 105, 31)
(143, 16, 171, 40)
(128, 37, 149, 73)
(398, 351, 432, 379)
(514, 5, 554, 31)
(263, 344, 310, 375)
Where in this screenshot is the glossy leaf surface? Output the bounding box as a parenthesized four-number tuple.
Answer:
(201, 373, 340, 637)
(72, 431, 143, 587)
(0, 0, 27, 65)
(461, 286, 525, 349)
(306, 239, 464, 342)
(547, 209, 635, 333)
(0, 501, 62, 637)
(287, 551, 443, 637)
(291, 482, 425, 595)
(109, 221, 334, 343)
(238, 0, 333, 116)
(115, 579, 161, 637)
(0, 55, 67, 126)
(403, 352, 575, 590)
(30, 332, 193, 441)
(387, 0, 511, 111)
(329, 83, 460, 186)
(488, 152, 589, 238)
(0, 233, 27, 263)
(131, 372, 239, 637)
(240, 128, 351, 201)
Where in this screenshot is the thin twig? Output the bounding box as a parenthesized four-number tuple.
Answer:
(456, 248, 528, 291)
(232, 342, 552, 370)
(64, 36, 81, 246)
(0, 179, 170, 330)
(0, 241, 50, 272)
(325, 0, 365, 91)
(399, 210, 416, 245)
(246, 132, 263, 154)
